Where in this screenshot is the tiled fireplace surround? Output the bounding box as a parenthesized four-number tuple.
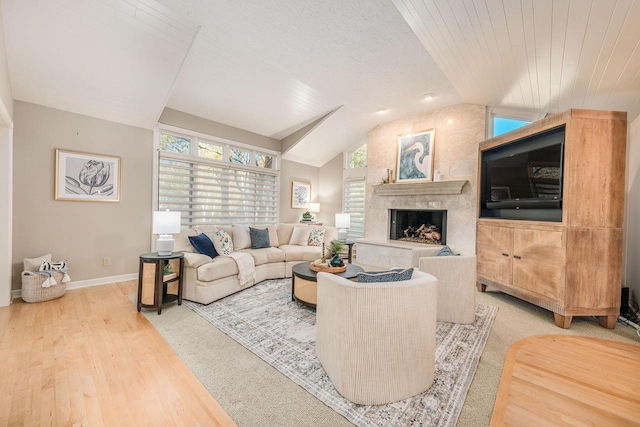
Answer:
(356, 104, 486, 269)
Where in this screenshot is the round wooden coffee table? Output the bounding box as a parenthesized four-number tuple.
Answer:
(291, 261, 364, 308)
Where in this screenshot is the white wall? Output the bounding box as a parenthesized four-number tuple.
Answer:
(0, 3, 13, 306)
(625, 116, 640, 305)
(318, 153, 343, 226)
(279, 159, 320, 223)
(0, 128, 12, 306)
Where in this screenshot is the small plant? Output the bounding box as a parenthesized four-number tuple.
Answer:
(302, 211, 312, 220)
(328, 239, 345, 255)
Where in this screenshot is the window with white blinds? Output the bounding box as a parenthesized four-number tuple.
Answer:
(158, 142, 279, 228)
(343, 180, 365, 239)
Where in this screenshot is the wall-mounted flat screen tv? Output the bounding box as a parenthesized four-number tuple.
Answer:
(480, 125, 565, 222)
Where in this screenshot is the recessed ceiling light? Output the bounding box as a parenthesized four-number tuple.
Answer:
(376, 108, 389, 114)
(423, 93, 434, 101)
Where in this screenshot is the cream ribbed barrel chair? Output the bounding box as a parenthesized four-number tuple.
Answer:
(418, 251, 477, 324)
(315, 270, 438, 405)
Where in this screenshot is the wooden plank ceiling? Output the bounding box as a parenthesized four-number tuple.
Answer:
(393, 0, 640, 119)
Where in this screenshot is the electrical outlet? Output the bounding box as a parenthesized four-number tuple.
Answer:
(103, 257, 111, 266)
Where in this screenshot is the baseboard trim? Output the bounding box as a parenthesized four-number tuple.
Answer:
(12, 273, 138, 301)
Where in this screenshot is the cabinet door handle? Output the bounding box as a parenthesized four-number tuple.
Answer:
(502, 253, 509, 257)
(514, 255, 521, 259)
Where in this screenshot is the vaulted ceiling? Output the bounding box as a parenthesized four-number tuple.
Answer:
(3, 0, 640, 167)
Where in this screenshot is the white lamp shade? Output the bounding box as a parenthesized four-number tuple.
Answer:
(152, 211, 181, 234)
(309, 203, 320, 213)
(335, 213, 351, 228)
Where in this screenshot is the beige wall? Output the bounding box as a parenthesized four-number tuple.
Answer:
(625, 117, 640, 304)
(159, 108, 280, 152)
(318, 153, 343, 226)
(279, 159, 320, 223)
(366, 104, 486, 255)
(12, 101, 153, 290)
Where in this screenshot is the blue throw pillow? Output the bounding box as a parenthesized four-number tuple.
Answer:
(357, 268, 414, 283)
(436, 245, 459, 256)
(249, 227, 271, 249)
(188, 233, 218, 258)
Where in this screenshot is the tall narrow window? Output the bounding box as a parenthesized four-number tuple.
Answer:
(343, 180, 365, 239)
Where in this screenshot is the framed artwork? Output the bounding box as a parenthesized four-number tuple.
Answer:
(291, 181, 310, 209)
(55, 149, 121, 202)
(396, 129, 435, 182)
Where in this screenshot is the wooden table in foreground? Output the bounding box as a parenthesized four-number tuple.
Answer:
(491, 335, 640, 426)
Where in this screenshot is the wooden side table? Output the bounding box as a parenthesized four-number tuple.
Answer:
(341, 240, 355, 263)
(137, 252, 184, 315)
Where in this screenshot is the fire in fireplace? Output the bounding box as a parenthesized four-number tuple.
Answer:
(389, 209, 447, 245)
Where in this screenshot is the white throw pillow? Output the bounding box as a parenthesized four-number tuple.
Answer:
(290, 227, 311, 246)
(24, 253, 52, 272)
(232, 224, 251, 250)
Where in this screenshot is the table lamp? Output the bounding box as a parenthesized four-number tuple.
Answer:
(309, 202, 320, 221)
(335, 213, 351, 241)
(153, 210, 181, 255)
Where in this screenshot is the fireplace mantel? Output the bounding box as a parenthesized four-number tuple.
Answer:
(372, 180, 468, 196)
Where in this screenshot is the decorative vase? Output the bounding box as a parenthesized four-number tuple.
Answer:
(330, 253, 344, 267)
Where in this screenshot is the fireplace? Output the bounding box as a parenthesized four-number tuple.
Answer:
(389, 209, 447, 245)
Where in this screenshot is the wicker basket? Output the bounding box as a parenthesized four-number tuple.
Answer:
(21, 271, 67, 303)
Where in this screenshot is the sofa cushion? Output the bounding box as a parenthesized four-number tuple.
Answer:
(357, 268, 414, 283)
(249, 227, 270, 249)
(308, 227, 325, 246)
(279, 244, 322, 262)
(188, 233, 218, 258)
(290, 227, 311, 246)
(239, 247, 285, 266)
(173, 229, 198, 253)
(277, 223, 300, 246)
(197, 256, 239, 282)
(232, 225, 252, 249)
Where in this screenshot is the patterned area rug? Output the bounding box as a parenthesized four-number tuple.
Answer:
(185, 279, 497, 427)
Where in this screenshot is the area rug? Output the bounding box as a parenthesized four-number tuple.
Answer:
(184, 279, 497, 427)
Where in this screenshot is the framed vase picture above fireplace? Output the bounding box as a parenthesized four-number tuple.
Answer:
(396, 129, 435, 182)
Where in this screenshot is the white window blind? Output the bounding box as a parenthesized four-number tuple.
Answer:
(158, 151, 279, 227)
(343, 180, 365, 239)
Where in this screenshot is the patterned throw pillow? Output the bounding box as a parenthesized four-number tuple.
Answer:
(212, 229, 234, 255)
(188, 233, 219, 258)
(436, 246, 459, 256)
(357, 268, 414, 283)
(307, 227, 325, 246)
(249, 227, 271, 249)
(39, 260, 68, 271)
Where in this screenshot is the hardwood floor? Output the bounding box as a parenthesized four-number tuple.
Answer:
(0, 281, 237, 427)
(491, 335, 640, 426)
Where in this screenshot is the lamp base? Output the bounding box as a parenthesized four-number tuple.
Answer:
(337, 228, 348, 241)
(157, 234, 174, 256)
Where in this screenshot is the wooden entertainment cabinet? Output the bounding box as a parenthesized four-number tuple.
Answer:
(476, 109, 627, 329)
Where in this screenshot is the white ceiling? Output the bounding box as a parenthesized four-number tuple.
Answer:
(3, 0, 640, 167)
(394, 0, 640, 118)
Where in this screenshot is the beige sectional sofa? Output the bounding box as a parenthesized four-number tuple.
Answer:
(173, 223, 338, 304)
